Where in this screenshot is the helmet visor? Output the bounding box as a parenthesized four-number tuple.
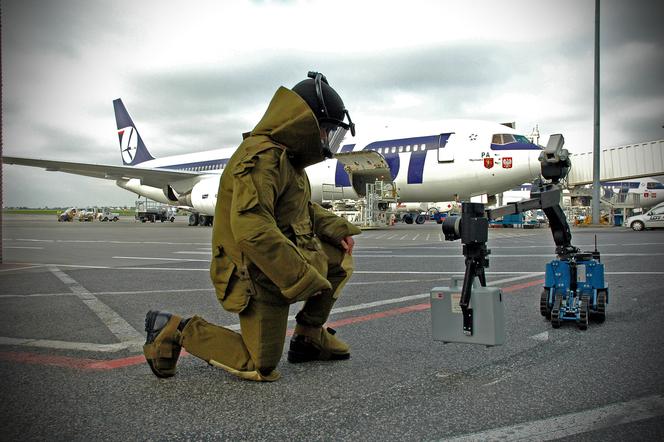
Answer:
(319, 109, 355, 137)
(324, 126, 348, 155)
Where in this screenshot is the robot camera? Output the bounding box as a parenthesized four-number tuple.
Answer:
(442, 216, 462, 241)
(441, 203, 488, 244)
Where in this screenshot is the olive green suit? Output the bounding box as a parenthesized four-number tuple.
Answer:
(180, 87, 361, 381)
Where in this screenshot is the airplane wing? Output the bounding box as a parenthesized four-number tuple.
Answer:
(2, 156, 201, 188)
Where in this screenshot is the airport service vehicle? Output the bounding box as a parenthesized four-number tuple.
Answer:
(78, 208, 96, 222)
(96, 208, 120, 222)
(135, 200, 176, 223)
(3, 99, 543, 226)
(625, 202, 664, 231)
(441, 135, 608, 336)
(57, 208, 77, 222)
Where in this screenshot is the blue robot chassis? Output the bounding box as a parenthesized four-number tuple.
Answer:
(541, 251, 609, 330)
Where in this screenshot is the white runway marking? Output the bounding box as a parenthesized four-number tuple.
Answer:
(442, 394, 664, 442)
(48, 265, 143, 343)
(0, 288, 214, 299)
(0, 336, 140, 352)
(112, 256, 208, 262)
(353, 253, 664, 258)
(4, 246, 44, 249)
(173, 251, 211, 255)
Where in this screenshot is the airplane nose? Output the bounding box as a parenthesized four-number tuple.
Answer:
(527, 148, 542, 179)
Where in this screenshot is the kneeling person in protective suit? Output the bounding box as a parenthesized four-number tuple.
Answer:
(143, 72, 360, 381)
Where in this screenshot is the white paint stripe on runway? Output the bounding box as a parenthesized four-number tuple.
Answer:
(354, 271, 543, 275)
(112, 256, 209, 262)
(442, 394, 664, 442)
(173, 251, 211, 255)
(4, 246, 44, 249)
(0, 336, 142, 352)
(353, 253, 664, 258)
(0, 288, 214, 299)
(48, 265, 143, 343)
(10, 238, 208, 245)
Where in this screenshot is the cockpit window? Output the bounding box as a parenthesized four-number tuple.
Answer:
(492, 134, 532, 145)
(647, 182, 664, 189)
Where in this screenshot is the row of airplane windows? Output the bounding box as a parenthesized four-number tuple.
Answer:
(181, 163, 225, 172)
(369, 144, 430, 155)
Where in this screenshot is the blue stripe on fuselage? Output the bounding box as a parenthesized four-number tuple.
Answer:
(363, 135, 444, 184)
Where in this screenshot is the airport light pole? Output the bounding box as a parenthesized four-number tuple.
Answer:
(592, 0, 601, 225)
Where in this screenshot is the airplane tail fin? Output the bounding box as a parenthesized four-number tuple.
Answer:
(113, 98, 155, 165)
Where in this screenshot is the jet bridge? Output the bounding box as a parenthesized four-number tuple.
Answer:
(567, 139, 664, 185)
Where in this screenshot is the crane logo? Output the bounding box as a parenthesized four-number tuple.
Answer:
(118, 126, 138, 164)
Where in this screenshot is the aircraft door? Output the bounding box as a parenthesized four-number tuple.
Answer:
(437, 133, 454, 162)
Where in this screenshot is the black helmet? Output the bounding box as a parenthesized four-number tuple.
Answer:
(292, 71, 355, 157)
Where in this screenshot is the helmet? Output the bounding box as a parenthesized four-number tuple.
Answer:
(292, 71, 355, 157)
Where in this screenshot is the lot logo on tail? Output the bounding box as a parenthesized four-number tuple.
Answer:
(118, 127, 137, 164)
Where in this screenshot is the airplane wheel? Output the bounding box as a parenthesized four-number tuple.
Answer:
(188, 213, 199, 226)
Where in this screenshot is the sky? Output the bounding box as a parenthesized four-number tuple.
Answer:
(2, 0, 663, 208)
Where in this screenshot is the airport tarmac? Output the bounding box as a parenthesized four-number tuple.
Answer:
(1, 214, 663, 441)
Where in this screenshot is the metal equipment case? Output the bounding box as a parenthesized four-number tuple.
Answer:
(431, 277, 505, 346)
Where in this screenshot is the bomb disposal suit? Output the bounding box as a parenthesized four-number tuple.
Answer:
(142, 74, 360, 381)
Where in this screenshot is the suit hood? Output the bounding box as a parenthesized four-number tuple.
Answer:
(250, 87, 325, 168)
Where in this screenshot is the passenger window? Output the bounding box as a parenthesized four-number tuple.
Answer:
(398, 146, 403, 153)
(391, 147, 396, 153)
(406, 145, 411, 152)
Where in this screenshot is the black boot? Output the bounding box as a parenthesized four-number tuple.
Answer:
(287, 325, 350, 363)
(143, 310, 183, 378)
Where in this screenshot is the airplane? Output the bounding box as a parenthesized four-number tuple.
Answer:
(600, 178, 664, 208)
(3, 99, 544, 226)
(504, 178, 664, 209)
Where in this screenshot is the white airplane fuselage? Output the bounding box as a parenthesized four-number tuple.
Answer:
(119, 119, 543, 216)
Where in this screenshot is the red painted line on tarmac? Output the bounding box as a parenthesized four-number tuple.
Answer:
(1, 279, 544, 371)
(501, 279, 544, 293)
(327, 303, 431, 329)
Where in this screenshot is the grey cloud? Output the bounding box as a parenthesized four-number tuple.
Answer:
(602, 0, 664, 47)
(129, 43, 524, 122)
(2, 0, 126, 58)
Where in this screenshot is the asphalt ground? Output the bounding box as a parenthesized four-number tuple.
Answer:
(1, 214, 663, 441)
